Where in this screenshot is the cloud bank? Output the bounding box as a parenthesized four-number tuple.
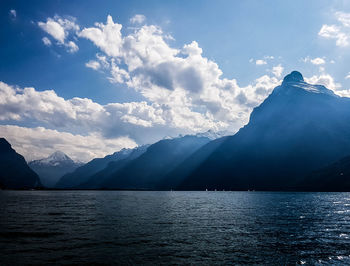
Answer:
(0, 125, 136, 162)
(4, 13, 346, 161)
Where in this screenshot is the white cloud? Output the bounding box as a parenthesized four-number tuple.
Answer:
(130, 14, 146, 24)
(334, 90, 350, 98)
(0, 125, 136, 162)
(251, 56, 274, 65)
(305, 74, 345, 96)
(85, 60, 101, 70)
(255, 59, 267, 65)
(38, 18, 66, 43)
(75, 15, 282, 134)
(66, 41, 79, 53)
(0, 51, 280, 157)
(302, 56, 326, 65)
(38, 15, 79, 52)
(345, 72, 350, 80)
(336, 11, 350, 28)
(319, 11, 350, 47)
(319, 25, 349, 47)
(0, 81, 169, 145)
(108, 59, 130, 83)
(9, 9, 16, 19)
(42, 37, 52, 46)
(310, 57, 326, 65)
(78, 15, 122, 57)
(86, 54, 110, 71)
(305, 72, 350, 98)
(272, 64, 284, 78)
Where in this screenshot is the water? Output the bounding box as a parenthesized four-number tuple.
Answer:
(1, 191, 350, 265)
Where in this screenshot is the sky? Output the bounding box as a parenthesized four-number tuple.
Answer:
(1, 0, 350, 162)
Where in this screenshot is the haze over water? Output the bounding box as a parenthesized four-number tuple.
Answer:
(1, 191, 350, 265)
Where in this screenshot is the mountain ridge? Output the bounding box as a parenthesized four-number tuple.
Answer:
(100, 135, 211, 189)
(55, 147, 141, 188)
(0, 138, 42, 189)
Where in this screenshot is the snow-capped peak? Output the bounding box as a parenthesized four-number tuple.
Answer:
(279, 71, 338, 97)
(47, 151, 70, 161)
(162, 130, 230, 141)
(30, 151, 74, 166)
(195, 129, 229, 140)
(110, 148, 133, 159)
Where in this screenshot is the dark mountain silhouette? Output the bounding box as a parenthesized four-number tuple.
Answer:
(97, 135, 211, 189)
(0, 138, 42, 189)
(29, 151, 83, 188)
(80, 145, 149, 188)
(177, 71, 350, 191)
(55, 148, 138, 188)
(301, 155, 350, 191)
(156, 136, 228, 189)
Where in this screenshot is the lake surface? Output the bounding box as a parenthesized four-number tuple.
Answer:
(1, 191, 350, 265)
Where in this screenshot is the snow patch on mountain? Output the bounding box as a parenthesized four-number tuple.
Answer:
(30, 151, 76, 166)
(281, 71, 338, 97)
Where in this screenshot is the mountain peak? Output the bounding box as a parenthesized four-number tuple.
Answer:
(0, 138, 12, 151)
(283, 71, 304, 83)
(195, 130, 228, 140)
(277, 70, 337, 97)
(48, 151, 70, 161)
(30, 150, 74, 166)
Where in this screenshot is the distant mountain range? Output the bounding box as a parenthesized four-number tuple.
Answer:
(54, 134, 211, 190)
(2, 71, 350, 191)
(29, 151, 83, 188)
(0, 138, 42, 189)
(79, 145, 150, 189)
(55, 147, 146, 188)
(96, 135, 211, 189)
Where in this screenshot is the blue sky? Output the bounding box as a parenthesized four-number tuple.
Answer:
(1, 0, 350, 161)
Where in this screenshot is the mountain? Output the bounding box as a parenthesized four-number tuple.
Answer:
(79, 145, 150, 188)
(29, 151, 83, 188)
(0, 138, 42, 189)
(301, 155, 350, 191)
(165, 130, 228, 141)
(194, 129, 229, 140)
(55, 148, 137, 188)
(157, 136, 228, 189)
(98, 135, 211, 190)
(177, 71, 350, 191)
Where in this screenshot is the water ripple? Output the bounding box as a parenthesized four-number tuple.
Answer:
(1, 191, 350, 264)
